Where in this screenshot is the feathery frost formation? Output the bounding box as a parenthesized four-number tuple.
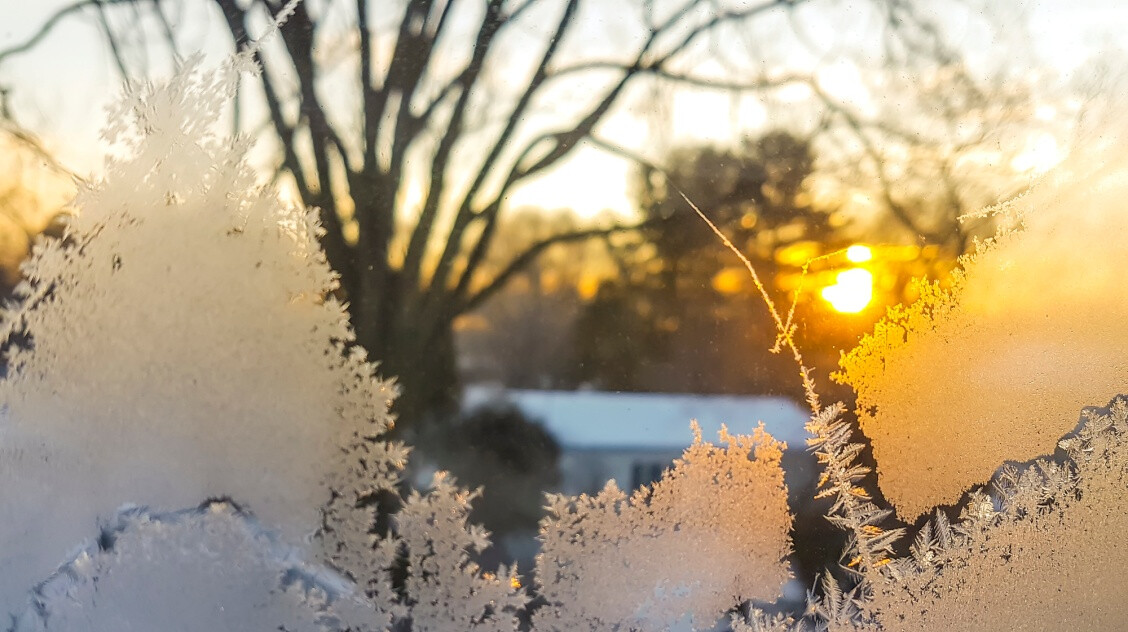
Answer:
(394, 474, 527, 632)
(814, 118, 1128, 629)
(860, 398, 1128, 631)
(13, 502, 373, 632)
(5, 1, 1127, 628)
(0, 36, 798, 630)
(0, 51, 402, 617)
(837, 152, 1128, 519)
(535, 424, 793, 632)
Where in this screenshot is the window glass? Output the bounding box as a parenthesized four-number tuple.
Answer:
(0, 1, 1121, 629)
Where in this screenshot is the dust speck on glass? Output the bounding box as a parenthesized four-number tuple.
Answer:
(0, 0, 1122, 629)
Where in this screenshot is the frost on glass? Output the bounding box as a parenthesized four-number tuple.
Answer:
(0, 28, 798, 630)
(534, 424, 792, 632)
(13, 502, 373, 632)
(0, 49, 403, 619)
(7, 3, 1128, 628)
(393, 473, 526, 632)
(817, 127, 1128, 630)
(836, 153, 1128, 519)
(859, 398, 1128, 631)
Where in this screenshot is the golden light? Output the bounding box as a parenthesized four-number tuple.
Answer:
(577, 275, 601, 300)
(775, 240, 821, 267)
(845, 244, 872, 263)
(712, 267, 744, 295)
(342, 219, 360, 245)
(1011, 132, 1062, 175)
(821, 268, 873, 313)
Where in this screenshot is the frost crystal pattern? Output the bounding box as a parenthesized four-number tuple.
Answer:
(0, 40, 795, 630)
(14, 502, 372, 632)
(0, 52, 401, 617)
(840, 398, 1128, 632)
(837, 157, 1128, 518)
(7, 4, 1128, 629)
(534, 424, 793, 632)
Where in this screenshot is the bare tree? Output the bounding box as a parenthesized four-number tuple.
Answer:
(1, 0, 841, 435)
(0, 0, 1051, 437)
(800, 0, 1052, 254)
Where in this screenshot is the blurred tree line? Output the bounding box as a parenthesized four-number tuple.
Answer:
(456, 123, 997, 403)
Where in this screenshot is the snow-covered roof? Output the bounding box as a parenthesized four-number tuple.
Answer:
(463, 386, 810, 451)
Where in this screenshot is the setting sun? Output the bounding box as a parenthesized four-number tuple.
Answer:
(821, 268, 873, 313)
(845, 245, 873, 263)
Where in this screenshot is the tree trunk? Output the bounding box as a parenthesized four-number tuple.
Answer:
(385, 324, 460, 445)
(353, 291, 460, 444)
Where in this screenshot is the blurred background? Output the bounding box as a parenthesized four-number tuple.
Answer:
(0, 0, 1119, 590)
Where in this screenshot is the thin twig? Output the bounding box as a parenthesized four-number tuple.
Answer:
(678, 190, 821, 413)
(779, 250, 840, 351)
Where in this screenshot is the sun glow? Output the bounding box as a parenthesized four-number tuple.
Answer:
(821, 267, 873, 313)
(1011, 132, 1063, 175)
(845, 244, 872, 263)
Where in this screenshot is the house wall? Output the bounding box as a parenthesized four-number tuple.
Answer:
(558, 446, 821, 501)
(559, 448, 685, 496)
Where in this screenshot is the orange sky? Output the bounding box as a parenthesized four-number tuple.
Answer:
(0, 0, 1120, 220)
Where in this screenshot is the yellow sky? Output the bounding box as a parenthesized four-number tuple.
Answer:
(0, 0, 1118, 220)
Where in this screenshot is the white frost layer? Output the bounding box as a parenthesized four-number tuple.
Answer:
(0, 55, 397, 615)
(12, 502, 375, 632)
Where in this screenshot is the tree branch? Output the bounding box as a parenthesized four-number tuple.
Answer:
(439, 0, 801, 313)
(270, 1, 365, 291)
(459, 219, 658, 316)
(389, 0, 459, 169)
(364, 0, 432, 170)
(409, 0, 576, 299)
(647, 0, 793, 69)
(510, 0, 804, 183)
(357, 0, 376, 173)
(503, 0, 542, 21)
(0, 122, 88, 185)
(151, 0, 181, 64)
(833, 106, 941, 243)
(215, 0, 356, 293)
(0, 0, 137, 67)
(91, 0, 132, 83)
(551, 62, 809, 93)
(429, 0, 703, 304)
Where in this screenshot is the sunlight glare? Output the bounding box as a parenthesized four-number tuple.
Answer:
(821, 268, 873, 313)
(1011, 132, 1062, 175)
(845, 244, 872, 263)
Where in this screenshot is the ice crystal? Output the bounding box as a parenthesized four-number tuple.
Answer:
(393, 473, 526, 632)
(0, 19, 809, 629)
(855, 397, 1128, 631)
(820, 123, 1128, 628)
(0, 51, 402, 614)
(837, 155, 1128, 519)
(12, 502, 373, 632)
(22, 1, 1128, 629)
(534, 423, 793, 632)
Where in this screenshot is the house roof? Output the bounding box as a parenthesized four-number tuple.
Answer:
(463, 386, 811, 451)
